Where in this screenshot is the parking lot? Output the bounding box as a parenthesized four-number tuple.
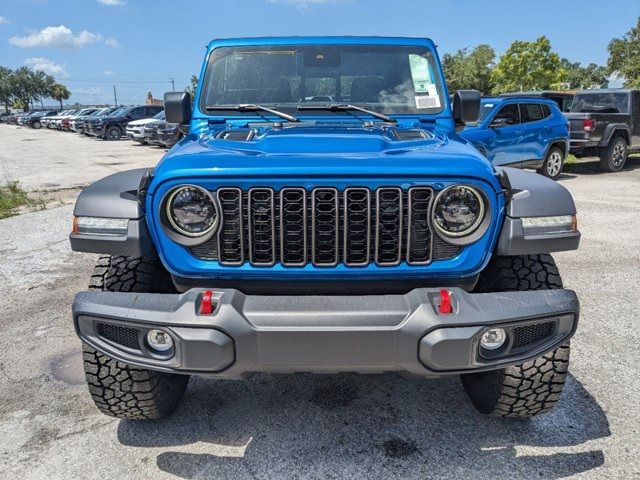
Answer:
(0, 124, 639, 479)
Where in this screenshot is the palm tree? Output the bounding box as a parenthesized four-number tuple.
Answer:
(51, 83, 70, 109)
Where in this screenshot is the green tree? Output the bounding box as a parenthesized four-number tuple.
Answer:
(10, 67, 56, 111)
(491, 36, 566, 94)
(443, 44, 496, 94)
(50, 83, 71, 109)
(607, 16, 640, 88)
(185, 75, 198, 96)
(561, 58, 608, 89)
(0, 67, 14, 113)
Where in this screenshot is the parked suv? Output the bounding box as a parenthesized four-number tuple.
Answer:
(70, 107, 117, 134)
(86, 105, 164, 140)
(460, 97, 569, 179)
(157, 121, 183, 148)
(27, 110, 58, 129)
(566, 89, 640, 172)
(126, 111, 165, 144)
(501, 91, 575, 113)
(70, 37, 580, 421)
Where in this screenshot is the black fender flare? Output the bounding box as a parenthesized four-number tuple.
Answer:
(495, 167, 580, 255)
(600, 124, 630, 147)
(69, 168, 155, 256)
(543, 138, 569, 160)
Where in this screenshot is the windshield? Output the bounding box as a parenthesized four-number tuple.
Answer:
(153, 111, 165, 120)
(108, 107, 130, 117)
(570, 93, 629, 114)
(201, 44, 446, 116)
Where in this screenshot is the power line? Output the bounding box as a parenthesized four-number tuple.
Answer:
(63, 78, 190, 84)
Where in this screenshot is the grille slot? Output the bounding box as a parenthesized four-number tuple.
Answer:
(96, 323, 140, 350)
(512, 322, 555, 349)
(375, 188, 403, 266)
(312, 188, 339, 266)
(344, 188, 371, 266)
(217, 188, 244, 265)
(190, 186, 462, 267)
(280, 188, 307, 266)
(248, 188, 276, 266)
(407, 187, 434, 265)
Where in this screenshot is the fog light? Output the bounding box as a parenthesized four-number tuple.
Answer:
(480, 328, 507, 350)
(147, 329, 173, 352)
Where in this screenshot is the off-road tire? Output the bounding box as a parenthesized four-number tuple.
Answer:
(537, 146, 564, 180)
(105, 125, 122, 141)
(462, 254, 570, 417)
(599, 136, 628, 172)
(88, 255, 175, 293)
(82, 255, 189, 420)
(83, 345, 189, 420)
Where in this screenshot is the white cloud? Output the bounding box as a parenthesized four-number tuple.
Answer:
(97, 0, 126, 4)
(104, 70, 113, 75)
(24, 57, 69, 77)
(0, 16, 10, 25)
(9, 25, 102, 48)
(105, 37, 119, 48)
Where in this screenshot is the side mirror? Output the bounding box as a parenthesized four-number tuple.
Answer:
(164, 92, 192, 125)
(452, 90, 481, 124)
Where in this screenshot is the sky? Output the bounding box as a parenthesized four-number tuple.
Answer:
(0, 0, 638, 106)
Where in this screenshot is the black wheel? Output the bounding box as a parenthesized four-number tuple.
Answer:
(462, 254, 570, 417)
(105, 125, 122, 140)
(32, 120, 42, 129)
(537, 146, 564, 180)
(83, 255, 189, 420)
(599, 136, 628, 172)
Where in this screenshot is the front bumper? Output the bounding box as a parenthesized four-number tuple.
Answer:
(126, 127, 146, 141)
(73, 287, 579, 379)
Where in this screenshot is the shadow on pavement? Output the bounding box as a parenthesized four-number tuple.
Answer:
(117, 372, 609, 479)
(562, 154, 640, 176)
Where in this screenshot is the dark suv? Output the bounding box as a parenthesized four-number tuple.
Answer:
(85, 105, 164, 140)
(566, 89, 640, 171)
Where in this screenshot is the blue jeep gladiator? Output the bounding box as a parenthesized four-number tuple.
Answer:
(460, 97, 570, 180)
(70, 37, 581, 420)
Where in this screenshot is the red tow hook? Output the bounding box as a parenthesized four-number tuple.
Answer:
(200, 290, 215, 315)
(438, 289, 453, 314)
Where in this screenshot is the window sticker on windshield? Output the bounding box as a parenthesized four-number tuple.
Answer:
(415, 94, 440, 109)
(409, 54, 440, 109)
(409, 54, 432, 93)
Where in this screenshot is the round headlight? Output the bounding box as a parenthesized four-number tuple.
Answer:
(165, 185, 218, 237)
(433, 185, 485, 238)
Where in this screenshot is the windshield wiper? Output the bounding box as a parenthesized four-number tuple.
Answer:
(297, 103, 397, 123)
(206, 104, 299, 122)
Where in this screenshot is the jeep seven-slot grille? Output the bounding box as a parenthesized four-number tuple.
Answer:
(190, 187, 462, 267)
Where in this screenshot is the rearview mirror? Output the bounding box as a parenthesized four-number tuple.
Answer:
(452, 90, 481, 124)
(164, 92, 192, 125)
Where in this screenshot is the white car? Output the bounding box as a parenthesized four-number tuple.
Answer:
(126, 111, 165, 144)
